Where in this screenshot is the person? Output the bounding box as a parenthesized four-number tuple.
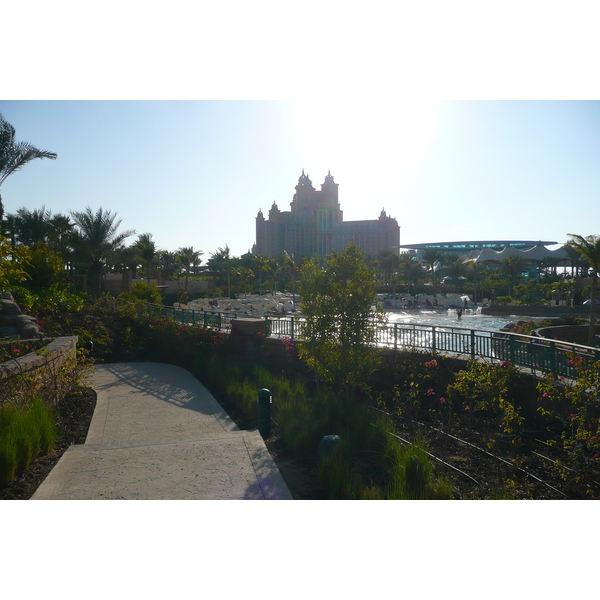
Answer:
(457, 308, 462, 319)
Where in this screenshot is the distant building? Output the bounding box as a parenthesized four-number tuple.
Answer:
(253, 170, 400, 259)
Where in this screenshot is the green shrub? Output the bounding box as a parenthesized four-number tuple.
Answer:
(0, 397, 57, 486)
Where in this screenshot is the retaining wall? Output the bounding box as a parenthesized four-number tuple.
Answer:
(0, 336, 79, 405)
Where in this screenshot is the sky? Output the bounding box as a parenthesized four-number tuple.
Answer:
(2, 99, 599, 261)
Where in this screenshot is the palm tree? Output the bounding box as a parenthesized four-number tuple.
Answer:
(135, 233, 158, 284)
(567, 234, 600, 346)
(420, 248, 445, 286)
(500, 255, 526, 298)
(70, 207, 135, 295)
(564, 243, 585, 278)
(465, 259, 486, 303)
(157, 250, 179, 282)
(399, 255, 424, 288)
(376, 249, 399, 292)
(177, 246, 203, 292)
(209, 245, 232, 298)
(283, 250, 299, 303)
(442, 254, 468, 292)
(252, 254, 277, 294)
(0, 113, 57, 226)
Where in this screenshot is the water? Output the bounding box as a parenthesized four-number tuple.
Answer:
(385, 308, 550, 332)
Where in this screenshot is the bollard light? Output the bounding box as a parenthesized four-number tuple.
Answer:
(257, 388, 272, 438)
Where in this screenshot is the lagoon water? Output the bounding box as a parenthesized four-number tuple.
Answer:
(385, 309, 551, 332)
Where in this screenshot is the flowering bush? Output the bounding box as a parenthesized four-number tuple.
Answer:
(537, 352, 600, 468)
(446, 359, 525, 443)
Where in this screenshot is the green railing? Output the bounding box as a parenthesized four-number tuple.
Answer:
(267, 317, 600, 378)
(144, 305, 600, 378)
(145, 304, 238, 330)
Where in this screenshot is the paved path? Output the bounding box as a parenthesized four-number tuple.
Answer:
(32, 362, 292, 500)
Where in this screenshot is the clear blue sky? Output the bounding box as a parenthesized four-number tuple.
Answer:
(1, 100, 599, 259)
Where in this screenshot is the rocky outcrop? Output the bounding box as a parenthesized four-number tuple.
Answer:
(0, 292, 41, 339)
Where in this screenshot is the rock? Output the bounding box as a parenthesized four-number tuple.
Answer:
(0, 293, 41, 339)
(0, 325, 19, 337)
(19, 324, 40, 338)
(1, 299, 22, 315)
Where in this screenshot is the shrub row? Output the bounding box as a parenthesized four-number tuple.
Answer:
(0, 397, 56, 486)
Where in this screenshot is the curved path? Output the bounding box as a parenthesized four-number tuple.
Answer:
(32, 362, 292, 500)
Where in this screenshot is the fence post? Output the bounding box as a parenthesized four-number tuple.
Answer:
(549, 340, 557, 374)
(470, 330, 476, 359)
(291, 317, 295, 340)
(394, 323, 398, 351)
(432, 326, 436, 353)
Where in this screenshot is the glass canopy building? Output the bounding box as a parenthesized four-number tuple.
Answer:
(399, 240, 559, 255)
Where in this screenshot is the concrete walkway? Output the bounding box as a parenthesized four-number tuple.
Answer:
(32, 362, 292, 500)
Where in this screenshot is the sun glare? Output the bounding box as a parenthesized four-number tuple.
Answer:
(289, 99, 441, 216)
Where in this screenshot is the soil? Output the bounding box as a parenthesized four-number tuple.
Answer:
(383, 409, 600, 499)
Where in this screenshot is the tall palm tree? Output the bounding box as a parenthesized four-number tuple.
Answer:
(564, 243, 585, 278)
(420, 248, 445, 286)
(177, 246, 203, 292)
(376, 249, 399, 292)
(70, 207, 135, 295)
(0, 113, 57, 226)
(500, 255, 526, 298)
(283, 250, 299, 303)
(442, 254, 468, 292)
(398, 255, 424, 288)
(251, 254, 277, 295)
(157, 250, 179, 282)
(12, 206, 54, 247)
(567, 233, 600, 346)
(209, 245, 232, 298)
(135, 233, 158, 283)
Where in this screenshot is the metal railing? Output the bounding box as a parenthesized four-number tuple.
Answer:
(267, 317, 600, 378)
(145, 304, 238, 330)
(144, 305, 600, 378)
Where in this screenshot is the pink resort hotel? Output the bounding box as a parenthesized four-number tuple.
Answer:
(253, 171, 400, 260)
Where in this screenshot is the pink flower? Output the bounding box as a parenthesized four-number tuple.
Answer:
(12, 348, 21, 355)
(542, 393, 549, 398)
(427, 389, 434, 396)
(439, 397, 446, 403)
(425, 360, 437, 368)
(501, 360, 511, 368)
